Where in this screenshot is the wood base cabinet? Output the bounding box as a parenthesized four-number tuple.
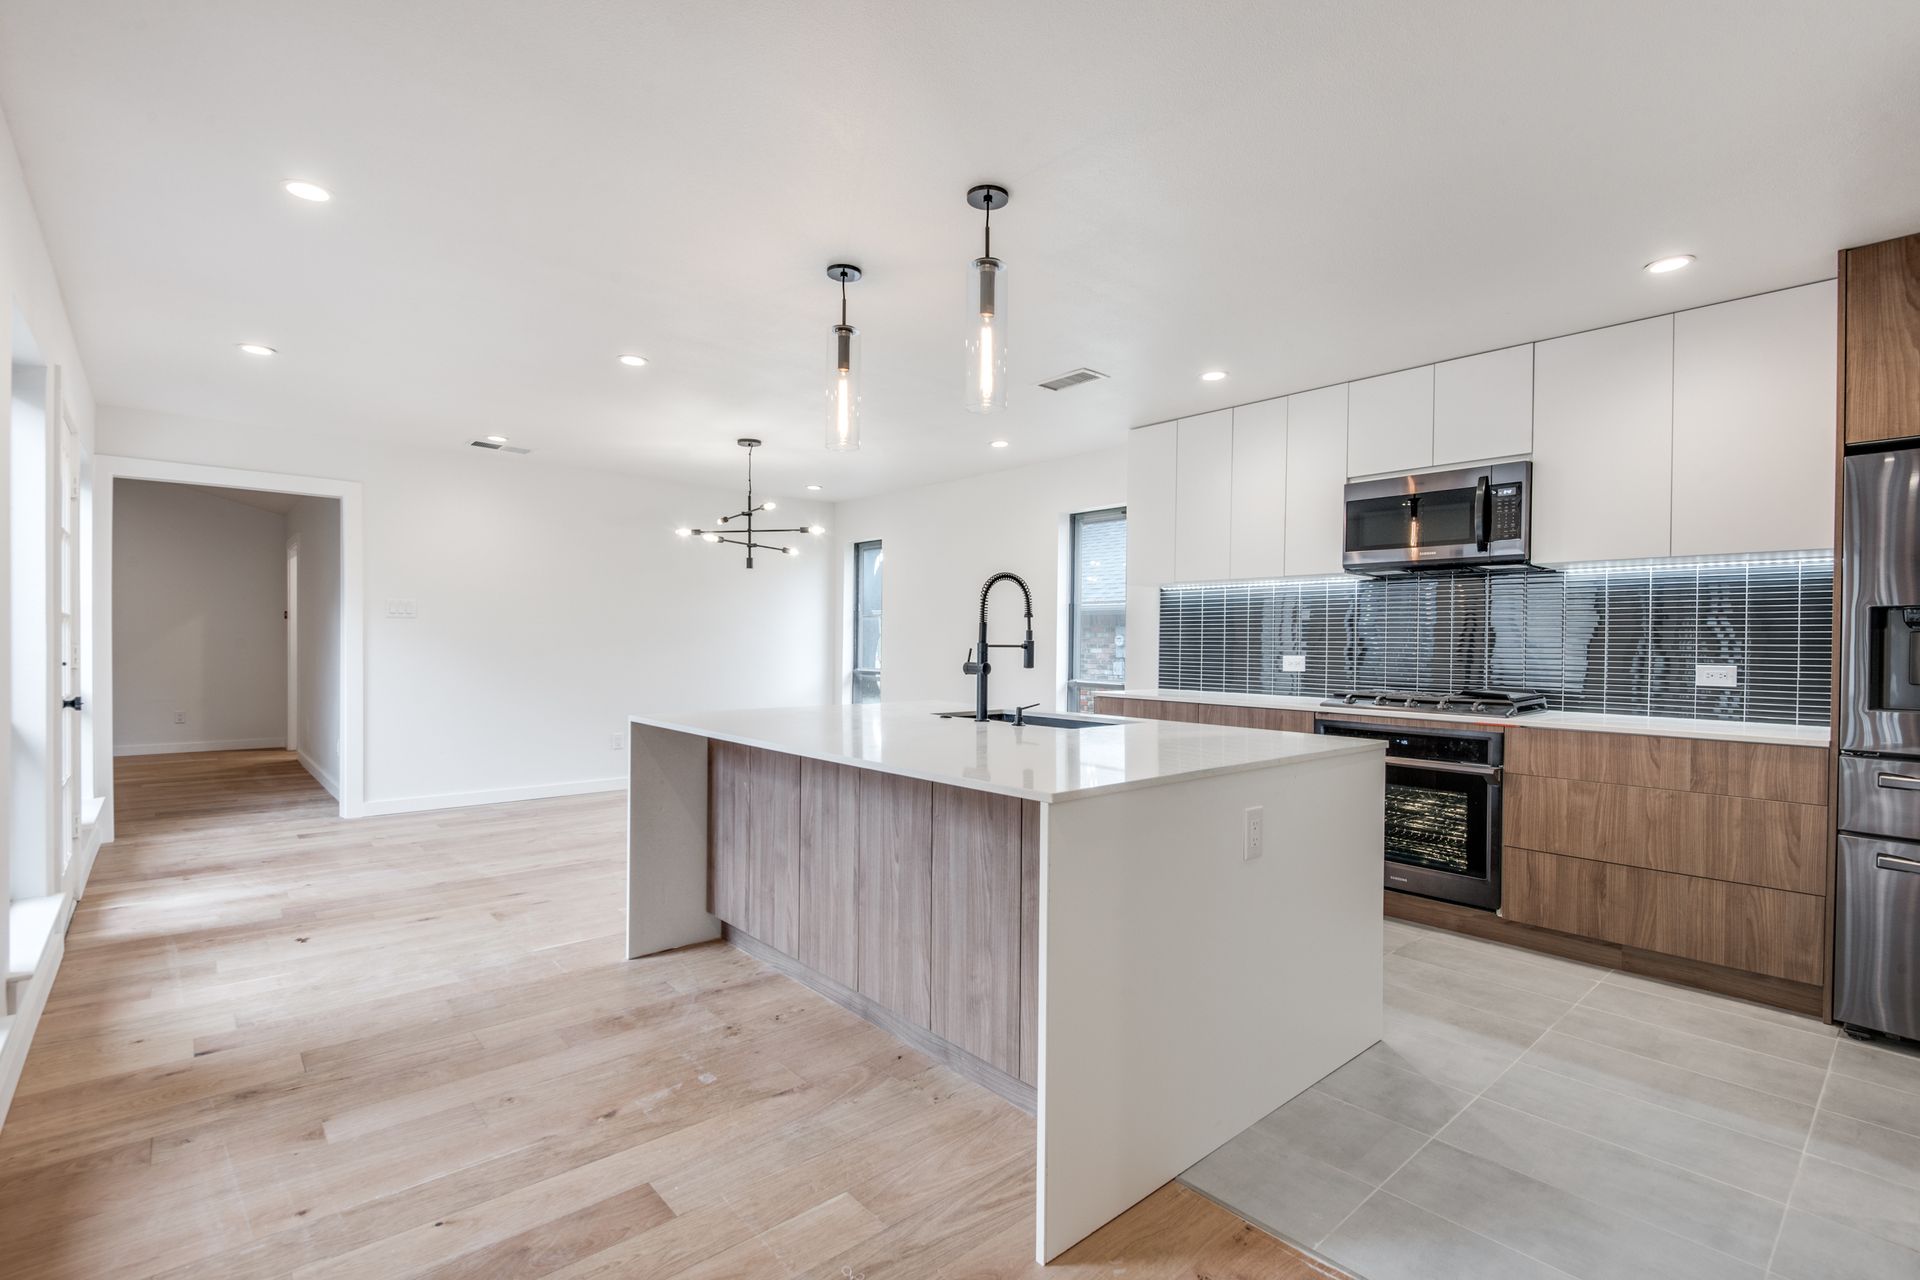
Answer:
(710, 743, 1041, 1092)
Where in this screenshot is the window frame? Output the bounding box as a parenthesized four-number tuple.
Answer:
(1066, 507, 1127, 712)
(851, 539, 883, 704)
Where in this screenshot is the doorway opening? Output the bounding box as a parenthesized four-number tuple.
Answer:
(94, 458, 364, 823)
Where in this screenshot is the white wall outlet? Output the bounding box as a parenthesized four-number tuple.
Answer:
(1282, 654, 1308, 673)
(173, 711, 186, 725)
(1695, 663, 1739, 689)
(609, 732, 624, 751)
(1244, 805, 1264, 861)
(385, 598, 417, 619)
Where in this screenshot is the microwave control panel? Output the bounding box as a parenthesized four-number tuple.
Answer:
(1489, 483, 1525, 542)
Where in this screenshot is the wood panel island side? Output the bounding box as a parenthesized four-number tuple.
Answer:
(625, 701, 1385, 1262)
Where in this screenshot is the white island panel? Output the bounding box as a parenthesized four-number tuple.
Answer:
(1036, 752, 1384, 1260)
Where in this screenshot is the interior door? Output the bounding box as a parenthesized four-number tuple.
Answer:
(58, 411, 80, 873)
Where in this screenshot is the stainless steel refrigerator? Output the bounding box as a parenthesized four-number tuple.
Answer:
(1837, 446, 1920, 1039)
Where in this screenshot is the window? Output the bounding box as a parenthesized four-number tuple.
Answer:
(852, 540, 883, 704)
(1068, 508, 1127, 711)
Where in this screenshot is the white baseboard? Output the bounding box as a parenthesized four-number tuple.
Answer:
(297, 749, 341, 801)
(0, 925, 66, 1133)
(359, 776, 624, 818)
(114, 737, 288, 757)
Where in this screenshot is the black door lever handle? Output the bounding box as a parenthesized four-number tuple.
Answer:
(62, 695, 84, 710)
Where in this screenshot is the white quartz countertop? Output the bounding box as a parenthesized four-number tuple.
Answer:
(1110, 689, 1831, 748)
(629, 701, 1382, 803)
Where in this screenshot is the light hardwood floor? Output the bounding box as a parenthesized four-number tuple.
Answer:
(0, 750, 1344, 1279)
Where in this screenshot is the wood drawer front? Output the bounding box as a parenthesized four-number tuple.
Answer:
(1506, 774, 1827, 894)
(1504, 848, 1824, 985)
(1507, 727, 1827, 804)
(1093, 696, 1314, 733)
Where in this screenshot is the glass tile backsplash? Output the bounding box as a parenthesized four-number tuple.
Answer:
(1157, 557, 1833, 725)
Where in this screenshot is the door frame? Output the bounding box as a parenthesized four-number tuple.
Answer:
(93, 457, 366, 825)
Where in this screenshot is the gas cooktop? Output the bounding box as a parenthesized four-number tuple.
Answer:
(1321, 688, 1549, 718)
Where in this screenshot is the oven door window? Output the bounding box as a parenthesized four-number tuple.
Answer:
(1384, 764, 1491, 880)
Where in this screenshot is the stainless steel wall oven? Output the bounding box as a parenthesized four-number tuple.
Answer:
(1317, 719, 1503, 910)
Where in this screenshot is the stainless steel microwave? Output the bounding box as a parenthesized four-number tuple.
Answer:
(1342, 461, 1532, 573)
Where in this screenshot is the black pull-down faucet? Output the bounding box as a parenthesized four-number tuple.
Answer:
(963, 572, 1035, 722)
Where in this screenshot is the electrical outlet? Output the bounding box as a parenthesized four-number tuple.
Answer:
(1695, 663, 1739, 689)
(609, 732, 625, 751)
(173, 711, 187, 725)
(1244, 805, 1264, 861)
(1282, 654, 1307, 673)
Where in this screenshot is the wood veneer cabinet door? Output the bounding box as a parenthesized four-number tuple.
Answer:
(708, 741, 752, 925)
(1844, 233, 1920, 445)
(744, 748, 801, 953)
(1504, 848, 1824, 985)
(798, 758, 861, 989)
(1019, 800, 1041, 1086)
(1508, 727, 1828, 805)
(1506, 774, 1828, 895)
(930, 783, 1024, 1076)
(856, 770, 933, 1028)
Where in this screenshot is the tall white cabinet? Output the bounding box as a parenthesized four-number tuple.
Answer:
(1671, 281, 1836, 556)
(1284, 385, 1350, 577)
(1229, 398, 1288, 580)
(1531, 315, 1675, 564)
(1173, 409, 1233, 581)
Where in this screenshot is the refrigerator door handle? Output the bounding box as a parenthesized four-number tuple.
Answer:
(1877, 853, 1920, 874)
(1876, 773, 1920, 791)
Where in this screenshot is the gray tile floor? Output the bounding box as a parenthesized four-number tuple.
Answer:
(1181, 917, 1920, 1280)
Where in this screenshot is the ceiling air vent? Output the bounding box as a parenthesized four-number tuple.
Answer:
(469, 439, 531, 454)
(1037, 367, 1109, 392)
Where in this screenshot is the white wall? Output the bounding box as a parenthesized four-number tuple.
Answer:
(96, 407, 836, 813)
(0, 97, 99, 1127)
(832, 447, 1128, 711)
(111, 482, 289, 754)
(288, 496, 342, 794)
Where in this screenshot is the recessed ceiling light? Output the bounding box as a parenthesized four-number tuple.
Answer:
(485, 434, 508, 444)
(1201, 370, 1228, 382)
(990, 439, 1011, 449)
(618, 354, 649, 367)
(237, 343, 277, 357)
(805, 484, 822, 491)
(1644, 254, 1695, 274)
(283, 180, 331, 202)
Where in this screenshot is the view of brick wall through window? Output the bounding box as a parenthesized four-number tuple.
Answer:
(1158, 556, 1833, 725)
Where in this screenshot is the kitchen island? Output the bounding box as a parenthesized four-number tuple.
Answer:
(625, 701, 1385, 1262)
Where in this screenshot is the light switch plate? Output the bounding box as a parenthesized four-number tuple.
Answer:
(1695, 663, 1739, 689)
(1282, 654, 1307, 673)
(385, 598, 417, 619)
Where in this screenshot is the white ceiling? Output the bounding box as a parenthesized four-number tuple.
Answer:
(3, 2, 1919, 500)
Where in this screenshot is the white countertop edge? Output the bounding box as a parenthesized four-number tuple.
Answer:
(1107, 689, 1831, 748)
(629, 707, 1384, 804)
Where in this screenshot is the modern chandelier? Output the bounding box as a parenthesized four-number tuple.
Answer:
(674, 438, 823, 568)
(826, 263, 863, 451)
(964, 184, 1009, 414)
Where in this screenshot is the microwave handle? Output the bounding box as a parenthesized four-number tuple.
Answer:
(1472, 476, 1489, 549)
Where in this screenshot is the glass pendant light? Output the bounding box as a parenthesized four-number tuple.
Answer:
(964, 185, 1009, 413)
(825, 263, 862, 451)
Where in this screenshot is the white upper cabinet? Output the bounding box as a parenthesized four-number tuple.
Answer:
(1229, 398, 1288, 580)
(1174, 409, 1234, 581)
(1346, 366, 1434, 477)
(1433, 343, 1533, 466)
(1531, 315, 1674, 564)
(1126, 420, 1178, 589)
(1285, 384, 1350, 576)
(1671, 282, 1837, 556)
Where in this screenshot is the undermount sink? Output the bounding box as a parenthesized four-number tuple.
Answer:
(932, 709, 1114, 730)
